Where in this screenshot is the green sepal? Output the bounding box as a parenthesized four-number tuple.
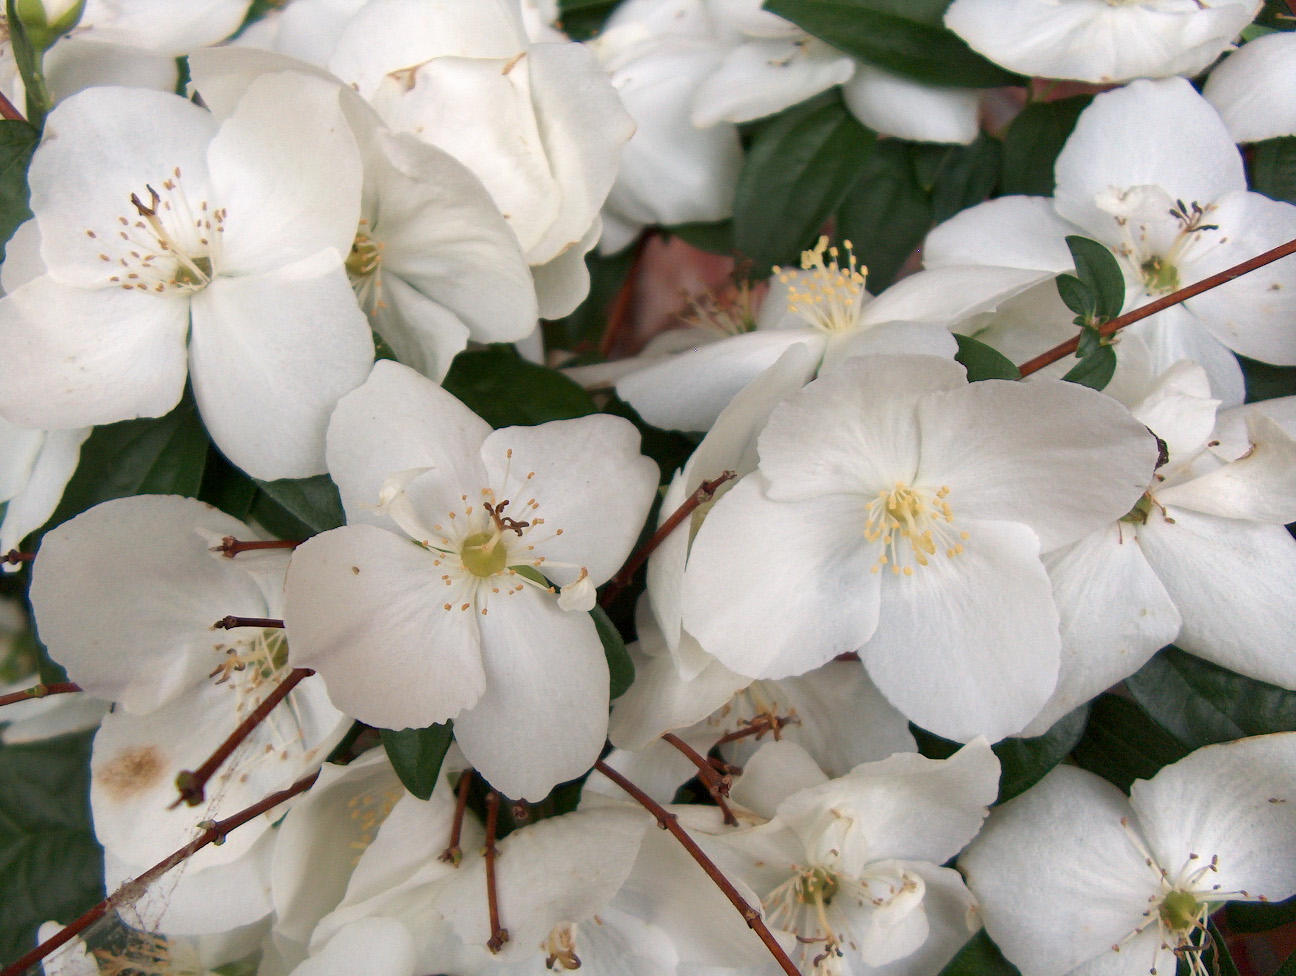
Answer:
(381, 722, 454, 801)
(592, 605, 635, 700)
(954, 334, 1020, 382)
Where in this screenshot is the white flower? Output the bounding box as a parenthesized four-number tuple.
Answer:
(0, 417, 89, 567)
(961, 734, 1296, 976)
(944, 0, 1259, 84)
(1203, 31, 1296, 143)
(681, 354, 1158, 741)
(283, 360, 658, 800)
(0, 74, 374, 480)
(924, 78, 1296, 406)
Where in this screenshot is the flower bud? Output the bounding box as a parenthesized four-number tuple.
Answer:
(12, 0, 85, 53)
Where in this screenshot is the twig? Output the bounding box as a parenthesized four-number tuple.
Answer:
(210, 537, 301, 558)
(440, 769, 474, 866)
(0, 771, 320, 976)
(593, 759, 802, 976)
(598, 231, 651, 359)
(171, 667, 314, 807)
(484, 791, 510, 953)
(0, 90, 24, 122)
(661, 732, 738, 826)
(2, 550, 34, 565)
(600, 471, 736, 609)
(0, 681, 82, 709)
(1018, 235, 1296, 377)
(213, 616, 285, 631)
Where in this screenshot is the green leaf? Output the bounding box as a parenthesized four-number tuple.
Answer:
(0, 731, 104, 960)
(1065, 235, 1125, 321)
(664, 220, 734, 256)
(911, 704, 1088, 804)
(599, 393, 698, 483)
(556, 0, 619, 38)
(954, 334, 1020, 382)
(250, 474, 345, 537)
(592, 605, 634, 700)
(0, 120, 38, 263)
(1227, 893, 1296, 933)
(733, 96, 875, 275)
(43, 394, 209, 536)
(443, 345, 598, 428)
(1054, 273, 1095, 319)
(1062, 344, 1117, 391)
(1207, 922, 1241, 976)
(764, 0, 1022, 88)
(914, 134, 1003, 225)
(1251, 136, 1296, 205)
(937, 930, 1021, 976)
(1124, 646, 1296, 752)
(1071, 693, 1190, 792)
(197, 449, 259, 523)
(1278, 946, 1296, 976)
(1000, 96, 1089, 197)
(381, 723, 454, 801)
(834, 141, 933, 290)
(1241, 355, 1296, 402)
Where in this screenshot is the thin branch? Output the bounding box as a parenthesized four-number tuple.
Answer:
(593, 759, 802, 976)
(210, 537, 301, 558)
(484, 791, 510, 953)
(0, 681, 82, 709)
(0, 90, 24, 122)
(661, 732, 738, 826)
(2, 550, 34, 565)
(0, 771, 320, 976)
(600, 471, 736, 609)
(213, 616, 285, 631)
(598, 230, 651, 359)
(440, 768, 474, 866)
(171, 667, 314, 808)
(1018, 235, 1296, 377)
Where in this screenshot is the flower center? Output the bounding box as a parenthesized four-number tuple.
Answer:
(775, 236, 867, 335)
(347, 222, 387, 315)
(88, 170, 224, 295)
(1102, 188, 1218, 297)
(460, 528, 509, 578)
(1158, 889, 1205, 930)
(863, 482, 967, 576)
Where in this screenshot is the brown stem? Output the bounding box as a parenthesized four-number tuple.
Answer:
(440, 769, 474, 866)
(213, 615, 285, 631)
(2, 550, 34, 565)
(484, 791, 510, 953)
(713, 714, 801, 748)
(0, 90, 25, 122)
(600, 471, 737, 609)
(593, 760, 802, 976)
(171, 668, 314, 808)
(0, 770, 319, 976)
(661, 732, 738, 826)
(1018, 235, 1296, 377)
(0, 681, 82, 709)
(598, 231, 651, 359)
(210, 537, 301, 558)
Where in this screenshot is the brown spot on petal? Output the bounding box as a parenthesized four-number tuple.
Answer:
(99, 746, 167, 800)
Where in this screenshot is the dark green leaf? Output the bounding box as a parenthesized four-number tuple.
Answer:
(954, 334, 1020, 382)
(381, 723, 454, 801)
(556, 0, 619, 38)
(599, 394, 697, 483)
(1227, 893, 1296, 933)
(197, 448, 259, 523)
(1065, 235, 1124, 320)
(251, 474, 344, 537)
(1252, 136, 1296, 205)
(543, 247, 638, 353)
(664, 220, 734, 256)
(764, 0, 1022, 88)
(937, 930, 1021, 976)
(1071, 693, 1190, 792)
(1000, 96, 1089, 197)
(1062, 344, 1117, 391)
(1278, 946, 1296, 976)
(592, 605, 635, 700)
(44, 395, 209, 536)
(0, 731, 104, 959)
(1054, 273, 1094, 319)
(911, 704, 1088, 804)
(1124, 646, 1296, 752)
(834, 141, 932, 290)
(915, 134, 1003, 225)
(733, 97, 875, 275)
(0, 120, 38, 263)
(443, 345, 597, 428)
(1241, 355, 1296, 402)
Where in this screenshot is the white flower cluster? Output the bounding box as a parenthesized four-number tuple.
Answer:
(1, 2, 1295, 976)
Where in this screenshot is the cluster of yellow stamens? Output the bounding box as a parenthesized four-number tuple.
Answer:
(347, 218, 387, 312)
(864, 483, 967, 576)
(774, 237, 867, 335)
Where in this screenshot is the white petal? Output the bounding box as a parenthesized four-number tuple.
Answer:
(283, 524, 487, 728)
(861, 264, 1056, 328)
(1127, 359, 1218, 462)
(452, 586, 609, 800)
(1054, 79, 1246, 242)
(842, 65, 979, 145)
(861, 518, 1060, 743)
(0, 426, 92, 556)
(730, 740, 829, 819)
(1204, 32, 1296, 143)
(607, 644, 747, 751)
(682, 477, 881, 679)
(864, 863, 979, 976)
(530, 218, 601, 320)
(1132, 734, 1296, 901)
(189, 252, 373, 480)
(290, 919, 417, 976)
(1158, 412, 1296, 523)
(923, 196, 1078, 272)
(368, 273, 471, 383)
(692, 37, 854, 126)
(960, 765, 1161, 976)
(1138, 507, 1296, 689)
(1126, 302, 1245, 408)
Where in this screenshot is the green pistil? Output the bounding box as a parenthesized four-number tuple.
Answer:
(461, 531, 507, 578)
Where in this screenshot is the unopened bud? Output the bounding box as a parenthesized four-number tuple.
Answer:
(14, 0, 85, 52)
